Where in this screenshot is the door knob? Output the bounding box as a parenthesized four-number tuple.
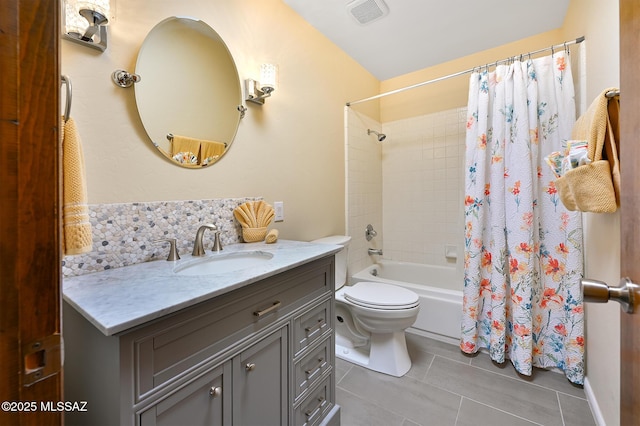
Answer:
(581, 277, 639, 313)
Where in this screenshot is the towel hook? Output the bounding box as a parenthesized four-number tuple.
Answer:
(61, 75, 72, 122)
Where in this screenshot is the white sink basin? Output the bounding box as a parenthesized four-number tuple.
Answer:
(174, 251, 274, 276)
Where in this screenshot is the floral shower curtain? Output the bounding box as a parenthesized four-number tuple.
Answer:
(460, 51, 585, 384)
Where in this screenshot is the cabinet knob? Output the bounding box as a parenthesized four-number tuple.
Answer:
(245, 362, 256, 371)
(209, 386, 222, 398)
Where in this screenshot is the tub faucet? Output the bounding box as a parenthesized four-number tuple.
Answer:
(192, 223, 217, 256)
(368, 248, 383, 256)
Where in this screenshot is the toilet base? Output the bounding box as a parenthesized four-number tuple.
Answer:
(335, 330, 411, 377)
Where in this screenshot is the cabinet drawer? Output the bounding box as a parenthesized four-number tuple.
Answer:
(294, 336, 332, 401)
(132, 257, 333, 401)
(293, 299, 332, 357)
(294, 375, 333, 426)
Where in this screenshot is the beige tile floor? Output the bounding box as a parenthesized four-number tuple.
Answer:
(335, 333, 596, 426)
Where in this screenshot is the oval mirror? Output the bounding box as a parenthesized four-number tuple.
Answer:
(134, 17, 242, 168)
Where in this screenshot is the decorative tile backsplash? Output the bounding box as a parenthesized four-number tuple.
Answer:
(62, 197, 262, 277)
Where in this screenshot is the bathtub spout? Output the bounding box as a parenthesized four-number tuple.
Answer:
(368, 248, 383, 256)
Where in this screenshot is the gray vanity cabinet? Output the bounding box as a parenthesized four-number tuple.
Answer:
(139, 361, 231, 426)
(232, 326, 288, 425)
(140, 326, 287, 426)
(63, 255, 340, 426)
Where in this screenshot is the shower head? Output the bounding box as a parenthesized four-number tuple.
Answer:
(367, 129, 387, 142)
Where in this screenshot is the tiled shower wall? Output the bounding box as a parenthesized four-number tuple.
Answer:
(382, 107, 466, 268)
(346, 107, 466, 277)
(345, 108, 383, 277)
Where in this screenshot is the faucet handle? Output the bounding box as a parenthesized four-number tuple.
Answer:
(212, 231, 223, 252)
(365, 224, 378, 241)
(153, 238, 181, 261)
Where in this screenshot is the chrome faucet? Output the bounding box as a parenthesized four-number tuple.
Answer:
(192, 223, 218, 256)
(365, 224, 377, 241)
(368, 248, 383, 256)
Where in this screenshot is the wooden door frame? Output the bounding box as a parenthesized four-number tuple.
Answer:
(0, 1, 62, 425)
(619, 0, 640, 424)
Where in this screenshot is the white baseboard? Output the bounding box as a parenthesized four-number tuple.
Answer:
(584, 377, 606, 426)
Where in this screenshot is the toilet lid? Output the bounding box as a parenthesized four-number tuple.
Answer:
(343, 282, 419, 310)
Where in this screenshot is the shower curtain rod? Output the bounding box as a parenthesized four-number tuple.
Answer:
(346, 36, 585, 106)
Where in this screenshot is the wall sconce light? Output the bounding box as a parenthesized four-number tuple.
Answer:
(245, 64, 278, 105)
(63, 0, 111, 52)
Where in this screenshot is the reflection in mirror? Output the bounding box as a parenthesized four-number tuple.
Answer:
(134, 17, 242, 168)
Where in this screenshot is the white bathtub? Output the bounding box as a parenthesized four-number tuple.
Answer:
(351, 260, 463, 343)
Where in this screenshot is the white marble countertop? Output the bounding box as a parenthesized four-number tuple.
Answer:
(63, 240, 340, 336)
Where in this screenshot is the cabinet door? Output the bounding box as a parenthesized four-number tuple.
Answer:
(233, 326, 288, 426)
(139, 361, 231, 426)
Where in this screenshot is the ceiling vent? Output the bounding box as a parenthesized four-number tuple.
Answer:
(347, 0, 389, 25)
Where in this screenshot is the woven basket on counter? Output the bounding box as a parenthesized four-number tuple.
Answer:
(242, 227, 267, 243)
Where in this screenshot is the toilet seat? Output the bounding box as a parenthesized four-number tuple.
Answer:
(343, 282, 419, 310)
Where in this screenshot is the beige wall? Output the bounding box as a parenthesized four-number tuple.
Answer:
(62, 0, 379, 242)
(562, 1, 621, 425)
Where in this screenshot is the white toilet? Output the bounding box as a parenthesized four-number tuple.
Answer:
(311, 235, 420, 377)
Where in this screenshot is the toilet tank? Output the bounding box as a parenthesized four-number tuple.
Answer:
(310, 235, 351, 290)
